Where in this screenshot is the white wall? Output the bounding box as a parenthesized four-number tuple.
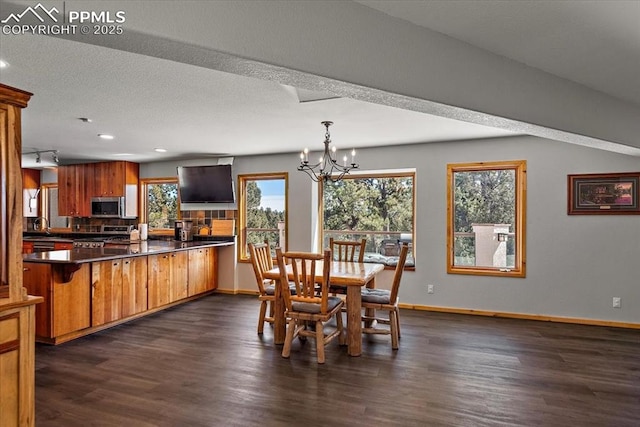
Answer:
(143, 135, 640, 323)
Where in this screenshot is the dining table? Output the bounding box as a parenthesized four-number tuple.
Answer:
(263, 260, 385, 357)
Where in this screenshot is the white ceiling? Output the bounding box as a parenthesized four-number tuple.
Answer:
(1, 0, 638, 168)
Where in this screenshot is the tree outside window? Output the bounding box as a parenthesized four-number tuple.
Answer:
(238, 173, 287, 260)
(321, 172, 415, 266)
(141, 178, 179, 230)
(447, 160, 526, 277)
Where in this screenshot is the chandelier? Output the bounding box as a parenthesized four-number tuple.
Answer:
(298, 121, 358, 183)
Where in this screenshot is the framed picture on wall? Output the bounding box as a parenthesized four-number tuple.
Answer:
(568, 172, 640, 215)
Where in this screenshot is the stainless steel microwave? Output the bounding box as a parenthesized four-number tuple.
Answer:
(90, 197, 136, 218)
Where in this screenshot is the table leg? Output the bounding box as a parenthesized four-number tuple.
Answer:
(273, 278, 286, 345)
(346, 285, 362, 357)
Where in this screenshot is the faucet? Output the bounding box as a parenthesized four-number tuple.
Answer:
(34, 217, 50, 234)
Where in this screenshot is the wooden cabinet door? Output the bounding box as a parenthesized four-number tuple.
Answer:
(169, 252, 188, 302)
(95, 161, 126, 196)
(52, 263, 91, 337)
(22, 263, 52, 337)
(57, 165, 76, 216)
(91, 260, 123, 327)
(58, 165, 91, 217)
(22, 242, 34, 254)
(122, 257, 147, 317)
(188, 248, 208, 296)
(148, 254, 171, 309)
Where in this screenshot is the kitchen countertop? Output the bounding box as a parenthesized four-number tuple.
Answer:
(23, 240, 234, 264)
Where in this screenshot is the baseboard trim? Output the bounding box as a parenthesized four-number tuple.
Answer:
(215, 289, 258, 296)
(397, 303, 640, 329)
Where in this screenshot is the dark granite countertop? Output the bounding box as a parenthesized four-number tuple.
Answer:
(23, 240, 234, 264)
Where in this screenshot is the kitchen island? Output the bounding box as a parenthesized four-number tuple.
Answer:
(23, 240, 234, 344)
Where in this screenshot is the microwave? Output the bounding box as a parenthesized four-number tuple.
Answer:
(91, 197, 136, 218)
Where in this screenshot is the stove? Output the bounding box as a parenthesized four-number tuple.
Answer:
(73, 225, 134, 248)
(73, 238, 105, 248)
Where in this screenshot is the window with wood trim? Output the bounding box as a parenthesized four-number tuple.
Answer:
(447, 160, 526, 277)
(140, 178, 180, 230)
(238, 173, 288, 261)
(320, 171, 415, 268)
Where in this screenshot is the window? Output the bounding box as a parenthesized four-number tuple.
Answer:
(140, 178, 179, 230)
(321, 171, 415, 267)
(447, 160, 526, 277)
(41, 183, 70, 229)
(238, 173, 288, 261)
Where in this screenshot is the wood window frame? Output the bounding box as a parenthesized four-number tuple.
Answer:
(447, 160, 527, 278)
(237, 172, 289, 262)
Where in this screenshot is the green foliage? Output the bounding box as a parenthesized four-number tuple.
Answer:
(453, 169, 515, 260)
(323, 176, 413, 251)
(246, 180, 285, 248)
(453, 169, 515, 232)
(147, 183, 178, 228)
(324, 176, 413, 232)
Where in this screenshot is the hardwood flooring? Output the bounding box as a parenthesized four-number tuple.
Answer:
(35, 294, 640, 426)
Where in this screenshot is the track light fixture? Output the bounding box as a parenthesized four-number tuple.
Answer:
(23, 149, 60, 164)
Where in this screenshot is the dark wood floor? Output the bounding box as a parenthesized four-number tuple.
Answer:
(35, 294, 639, 426)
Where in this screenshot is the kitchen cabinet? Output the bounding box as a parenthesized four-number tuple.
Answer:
(23, 241, 34, 254)
(121, 257, 148, 318)
(148, 251, 188, 309)
(58, 161, 139, 217)
(22, 262, 90, 339)
(188, 247, 218, 296)
(91, 260, 123, 327)
(92, 257, 148, 326)
(58, 164, 92, 217)
(94, 161, 139, 198)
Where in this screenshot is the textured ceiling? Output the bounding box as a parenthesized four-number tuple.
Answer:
(1, 0, 638, 167)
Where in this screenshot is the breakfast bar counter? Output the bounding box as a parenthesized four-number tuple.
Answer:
(23, 240, 234, 264)
(22, 239, 234, 345)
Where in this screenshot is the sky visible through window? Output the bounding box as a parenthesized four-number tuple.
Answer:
(257, 180, 285, 211)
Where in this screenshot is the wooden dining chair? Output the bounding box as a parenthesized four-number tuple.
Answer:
(361, 242, 409, 350)
(276, 248, 345, 364)
(329, 238, 366, 295)
(248, 241, 276, 334)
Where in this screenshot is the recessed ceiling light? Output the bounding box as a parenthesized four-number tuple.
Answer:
(154, 148, 167, 153)
(0, 60, 8, 68)
(98, 134, 114, 140)
(78, 117, 92, 123)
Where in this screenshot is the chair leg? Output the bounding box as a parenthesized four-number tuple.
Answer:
(395, 306, 401, 338)
(390, 310, 399, 350)
(282, 318, 297, 358)
(258, 300, 268, 334)
(336, 311, 346, 346)
(315, 321, 325, 364)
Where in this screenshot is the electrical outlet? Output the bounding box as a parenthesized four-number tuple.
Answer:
(427, 284, 434, 294)
(613, 297, 621, 308)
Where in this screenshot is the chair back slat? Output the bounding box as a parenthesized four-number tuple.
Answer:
(249, 241, 273, 295)
(329, 238, 366, 263)
(389, 243, 409, 303)
(276, 248, 332, 314)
